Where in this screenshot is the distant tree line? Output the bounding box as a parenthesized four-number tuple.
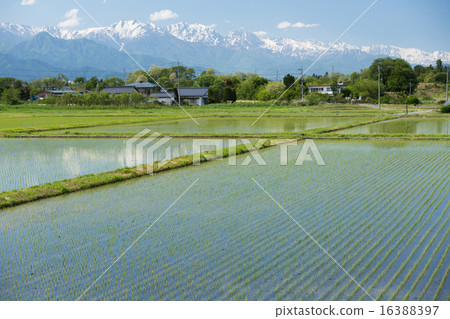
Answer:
(0, 58, 448, 106)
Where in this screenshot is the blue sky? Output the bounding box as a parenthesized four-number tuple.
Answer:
(3, 0, 450, 52)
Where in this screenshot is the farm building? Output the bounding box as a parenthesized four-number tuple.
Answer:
(178, 87, 209, 106)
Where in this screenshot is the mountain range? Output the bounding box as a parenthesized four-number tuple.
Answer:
(0, 20, 449, 81)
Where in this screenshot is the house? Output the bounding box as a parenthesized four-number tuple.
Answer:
(37, 89, 89, 99)
(307, 82, 347, 96)
(102, 86, 139, 94)
(153, 91, 175, 106)
(125, 81, 157, 96)
(178, 87, 209, 105)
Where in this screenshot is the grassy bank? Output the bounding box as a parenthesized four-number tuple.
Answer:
(0, 140, 271, 210)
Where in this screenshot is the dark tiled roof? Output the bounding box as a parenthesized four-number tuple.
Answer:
(125, 82, 157, 88)
(155, 92, 175, 98)
(103, 86, 138, 94)
(178, 87, 208, 98)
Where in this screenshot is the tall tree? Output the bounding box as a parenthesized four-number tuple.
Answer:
(436, 59, 443, 73)
(368, 57, 417, 93)
(283, 74, 295, 88)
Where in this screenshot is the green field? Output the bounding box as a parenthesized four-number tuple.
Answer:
(0, 102, 448, 301)
(1, 141, 448, 300)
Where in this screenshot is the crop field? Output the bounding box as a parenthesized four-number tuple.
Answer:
(0, 138, 246, 192)
(1, 140, 448, 301)
(55, 117, 361, 134)
(340, 118, 450, 135)
(0, 115, 157, 131)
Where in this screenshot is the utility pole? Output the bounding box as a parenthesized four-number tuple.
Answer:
(177, 60, 181, 105)
(276, 70, 278, 82)
(446, 69, 449, 102)
(299, 67, 304, 102)
(378, 64, 381, 109)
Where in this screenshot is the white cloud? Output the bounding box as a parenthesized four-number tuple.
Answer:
(292, 22, 319, 28)
(277, 21, 291, 29)
(58, 9, 81, 28)
(277, 21, 319, 29)
(254, 31, 268, 37)
(20, 0, 36, 5)
(149, 9, 178, 22)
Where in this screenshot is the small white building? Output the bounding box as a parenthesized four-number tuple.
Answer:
(307, 82, 346, 96)
(153, 91, 175, 106)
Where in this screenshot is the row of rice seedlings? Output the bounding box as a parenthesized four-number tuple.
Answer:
(386, 212, 449, 300)
(320, 152, 445, 300)
(162, 142, 442, 300)
(249, 154, 380, 300)
(65, 142, 448, 300)
(297, 151, 421, 299)
(151, 159, 326, 300)
(341, 159, 447, 300)
(403, 210, 450, 300)
(74, 143, 446, 300)
(356, 176, 450, 301)
(431, 265, 449, 301)
(256, 142, 423, 300)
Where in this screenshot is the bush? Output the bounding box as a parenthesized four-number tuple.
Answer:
(441, 104, 450, 113)
(406, 95, 420, 105)
(305, 93, 328, 106)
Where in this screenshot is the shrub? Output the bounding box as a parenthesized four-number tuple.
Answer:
(441, 104, 450, 113)
(406, 95, 420, 105)
(306, 93, 328, 106)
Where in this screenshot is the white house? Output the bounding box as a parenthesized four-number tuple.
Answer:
(307, 82, 347, 96)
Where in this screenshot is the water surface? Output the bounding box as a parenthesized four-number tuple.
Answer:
(340, 118, 450, 134)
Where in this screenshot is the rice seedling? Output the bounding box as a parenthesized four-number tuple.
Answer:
(0, 140, 448, 301)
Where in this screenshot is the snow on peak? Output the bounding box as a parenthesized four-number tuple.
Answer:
(0, 21, 448, 65)
(166, 22, 223, 45)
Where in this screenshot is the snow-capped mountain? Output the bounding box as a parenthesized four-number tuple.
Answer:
(0, 20, 448, 80)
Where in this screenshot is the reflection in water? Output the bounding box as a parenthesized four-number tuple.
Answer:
(72, 117, 358, 134)
(0, 138, 243, 192)
(342, 118, 450, 135)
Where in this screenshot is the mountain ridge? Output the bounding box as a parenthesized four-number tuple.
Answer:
(0, 20, 448, 80)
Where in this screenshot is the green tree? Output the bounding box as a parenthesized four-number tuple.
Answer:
(436, 59, 443, 73)
(223, 87, 237, 102)
(103, 76, 125, 87)
(85, 77, 100, 91)
(236, 79, 257, 100)
(266, 81, 285, 98)
(1, 88, 21, 105)
(283, 74, 295, 88)
(348, 78, 382, 100)
(368, 57, 417, 93)
(73, 77, 86, 89)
